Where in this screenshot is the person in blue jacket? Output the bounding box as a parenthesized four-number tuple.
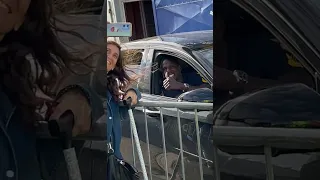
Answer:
(106, 41, 141, 159)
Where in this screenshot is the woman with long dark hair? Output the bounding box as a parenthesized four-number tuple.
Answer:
(106, 40, 141, 180)
(106, 40, 141, 158)
(0, 0, 104, 179)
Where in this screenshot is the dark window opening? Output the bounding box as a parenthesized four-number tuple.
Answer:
(215, 0, 314, 90)
(124, 1, 156, 41)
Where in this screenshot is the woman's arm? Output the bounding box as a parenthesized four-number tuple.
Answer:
(119, 88, 141, 120)
(47, 64, 105, 126)
(55, 83, 105, 124)
(126, 87, 142, 101)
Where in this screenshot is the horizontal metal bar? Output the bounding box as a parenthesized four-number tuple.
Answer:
(37, 100, 212, 140)
(37, 117, 320, 151)
(133, 106, 213, 124)
(101, 98, 213, 110)
(173, 148, 213, 163)
(137, 101, 213, 110)
(38, 117, 320, 151)
(212, 126, 320, 149)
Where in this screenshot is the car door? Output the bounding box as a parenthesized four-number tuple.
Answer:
(120, 45, 197, 177)
(147, 45, 213, 124)
(138, 45, 214, 160)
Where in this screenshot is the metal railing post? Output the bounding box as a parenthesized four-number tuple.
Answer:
(159, 107, 169, 180)
(212, 145, 220, 180)
(144, 106, 153, 180)
(177, 109, 186, 180)
(194, 109, 204, 180)
(264, 146, 274, 180)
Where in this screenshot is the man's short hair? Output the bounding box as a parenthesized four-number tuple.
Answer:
(159, 55, 180, 69)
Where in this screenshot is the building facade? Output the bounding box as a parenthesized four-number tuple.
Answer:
(106, 0, 213, 42)
(106, 0, 156, 42)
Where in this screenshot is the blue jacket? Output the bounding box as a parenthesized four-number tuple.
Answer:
(106, 88, 141, 159)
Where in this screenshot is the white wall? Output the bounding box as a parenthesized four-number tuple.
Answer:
(106, 0, 117, 42)
(109, 0, 130, 43)
(107, 0, 117, 23)
(106, 0, 130, 43)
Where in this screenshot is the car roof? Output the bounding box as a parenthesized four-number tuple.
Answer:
(124, 30, 213, 49)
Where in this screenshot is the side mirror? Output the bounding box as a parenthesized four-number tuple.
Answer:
(177, 88, 214, 103)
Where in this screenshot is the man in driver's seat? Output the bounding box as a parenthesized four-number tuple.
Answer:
(160, 56, 209, 98)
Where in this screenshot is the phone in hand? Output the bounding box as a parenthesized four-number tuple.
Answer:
(107, 22, 132, 37)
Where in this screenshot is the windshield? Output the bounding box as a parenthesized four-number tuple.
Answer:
(193, 48, 213, 65)
(191, 45, 213, 76)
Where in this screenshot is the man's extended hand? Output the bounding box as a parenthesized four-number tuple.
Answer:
(163, 74, 184, 90)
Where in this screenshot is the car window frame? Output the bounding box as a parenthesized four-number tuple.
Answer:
(148, 48, 212, 97)
(150, 45, 212, 86)
(147, 48, 214, 124)
(121, 46, 152, 94)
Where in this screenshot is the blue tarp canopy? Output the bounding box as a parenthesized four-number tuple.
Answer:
(152, 0, 213, 35)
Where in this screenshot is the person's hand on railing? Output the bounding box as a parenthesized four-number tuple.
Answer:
(123, 89, 139, 106)
(48, 90, 91, 137)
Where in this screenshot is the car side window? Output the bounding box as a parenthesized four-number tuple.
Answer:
(151, 51, 209, 97)
(122, 49, 151, 94)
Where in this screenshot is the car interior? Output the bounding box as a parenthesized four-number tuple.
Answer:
(215, 0, 314, 93)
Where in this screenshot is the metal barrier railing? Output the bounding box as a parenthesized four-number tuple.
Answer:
(36, 99, 320, 180)
(211, 126, 320, 180)
(35, 100, 213, 180)
(130, 101, 213, 180)
(129, 101, 320, 180)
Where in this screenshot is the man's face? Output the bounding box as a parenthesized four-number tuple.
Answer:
(162, 59, 181, 80)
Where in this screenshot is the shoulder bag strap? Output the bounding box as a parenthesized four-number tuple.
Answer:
(106, 101, 115, 154)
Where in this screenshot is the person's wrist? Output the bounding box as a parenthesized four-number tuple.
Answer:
(177, 82, 184, 90)
(126, 89, 136, 95)
(233, 70, 249, 84)
(180, 83, 189, 91)
(57, 89, 87, 103)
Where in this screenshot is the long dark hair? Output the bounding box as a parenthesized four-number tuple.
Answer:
(106, 41, 132, 100)
(0, 0, 94, 122)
